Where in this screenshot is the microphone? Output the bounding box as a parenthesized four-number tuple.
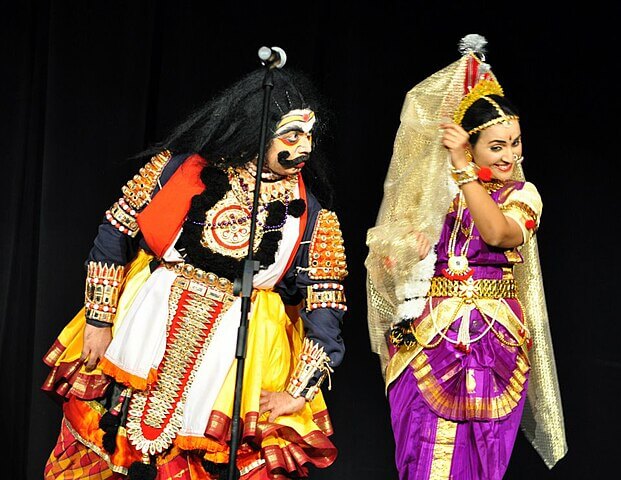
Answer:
(258, 46, 287, 69)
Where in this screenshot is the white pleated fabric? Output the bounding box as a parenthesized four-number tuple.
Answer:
(104, 190, 301, 436)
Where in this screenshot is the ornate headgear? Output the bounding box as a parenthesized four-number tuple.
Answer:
(453, 78, 504, 126)
(451, 34, 520, 135)
(365, 33, 566, 469)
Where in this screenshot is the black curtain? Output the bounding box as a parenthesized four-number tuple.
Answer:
(2, 1, 615, 479)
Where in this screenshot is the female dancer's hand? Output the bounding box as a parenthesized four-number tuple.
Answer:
(260, 390, 306, 422)
(440, 122, 470, 169)
(412, 231, 431, 260)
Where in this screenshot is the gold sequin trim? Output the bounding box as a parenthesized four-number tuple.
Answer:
(239, 459, 266, 476)
(501, 200, 538, 224)
(163, 262, 234, 295)
(308, 210, 348, 280)
(504, 250, 523, 264)
(428, 276, 517, 300)
(121, 150, 172, 211)
(126, 276, 234, 455)
(429, 417, 457, 479)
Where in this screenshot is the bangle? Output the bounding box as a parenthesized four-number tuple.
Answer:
(286, 338, 333, 401)
(450, 163, 478, 186)
(450, 164, 472, 175)
(84, 262, 124, 324)
(86, 317, 113, 328)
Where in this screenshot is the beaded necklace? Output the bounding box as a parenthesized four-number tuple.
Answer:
(442, 191, 475, 280)
(195, 165, 297, 259)
(230, 166, 296, 207)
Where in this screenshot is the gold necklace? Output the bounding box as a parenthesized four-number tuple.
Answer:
(442, 191, 475, 280)
(229, 166, 298, 208)
(198, 167, 297, 259)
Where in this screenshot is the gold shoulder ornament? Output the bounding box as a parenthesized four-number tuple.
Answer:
(105, 150, 172, 237)
(308, 210, 348, 281)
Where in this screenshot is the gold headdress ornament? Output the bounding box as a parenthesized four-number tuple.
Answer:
(453, 78, 504, 126)
(365, 33, 567, 469)
(451, 34, 519, 135)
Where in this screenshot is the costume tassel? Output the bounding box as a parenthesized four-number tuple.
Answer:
(99, 387, 131, 454)
(456, 307, 472, 353)
(127, 461, 157, 480)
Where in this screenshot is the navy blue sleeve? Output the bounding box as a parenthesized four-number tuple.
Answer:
(275, 194, 347, 378)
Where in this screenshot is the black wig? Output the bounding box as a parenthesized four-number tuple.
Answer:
(462, 94, 519, 145)
(139, 67, 335, 207)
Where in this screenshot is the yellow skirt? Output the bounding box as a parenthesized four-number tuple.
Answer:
(42, 250, 154, 399)
(42, 251, 336, 477)
(194, 289, 336, 475)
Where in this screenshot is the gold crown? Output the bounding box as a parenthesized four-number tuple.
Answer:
(453, 77, 505, 126)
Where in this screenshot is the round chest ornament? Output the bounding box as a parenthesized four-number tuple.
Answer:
(200, 192, 266, 258)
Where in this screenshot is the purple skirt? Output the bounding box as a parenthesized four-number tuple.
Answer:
(388, 325, 529, 480)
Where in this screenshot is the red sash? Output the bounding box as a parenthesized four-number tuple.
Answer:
(137, 155, 309, 271)
(137, 153, 206, 257)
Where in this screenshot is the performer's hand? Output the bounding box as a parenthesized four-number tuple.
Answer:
(81, 324, 112, 371)
(259, 390, 306, 422)
(440, 122, 471, 169)
(412, 232, 431, 260)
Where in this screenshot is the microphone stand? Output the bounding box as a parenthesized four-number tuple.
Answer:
(226, 58, 277, 480)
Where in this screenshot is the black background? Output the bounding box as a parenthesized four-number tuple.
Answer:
(2, 1, 616, 479)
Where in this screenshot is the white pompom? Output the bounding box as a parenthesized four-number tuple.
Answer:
(458, 34, 488, 56)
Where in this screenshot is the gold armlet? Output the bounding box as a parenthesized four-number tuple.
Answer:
(106, 150, 172, 236)
(84, 261, 125, 324)
(306, 283, 347, 311)
(308, 210, 348, 281)
(106, 197, 140, 237)
(286, 337, 333, 401)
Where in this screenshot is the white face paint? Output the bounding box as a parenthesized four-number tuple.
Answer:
(274, 109, 316, 136)
(265, 109, 315, 176)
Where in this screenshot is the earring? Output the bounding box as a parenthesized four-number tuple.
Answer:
(512, 153, 524, 164)
(465, 149, 473, 162)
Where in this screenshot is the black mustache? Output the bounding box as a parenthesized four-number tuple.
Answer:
(277, 151, 310, 168)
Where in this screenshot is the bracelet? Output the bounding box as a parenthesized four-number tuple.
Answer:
(86, 317, 113, 328)
(84, 262, 125, 325)
(286, 338, 333, 401)
(450, 165, 472, 175)
(450, 162, 479, 187)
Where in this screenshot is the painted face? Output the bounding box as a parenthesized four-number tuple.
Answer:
(265, 109, 315, 176)
(472, 121, 523, 182)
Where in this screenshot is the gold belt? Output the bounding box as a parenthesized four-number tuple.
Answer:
(163, 262, 235, 300)
(428, 276, 517, 299)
